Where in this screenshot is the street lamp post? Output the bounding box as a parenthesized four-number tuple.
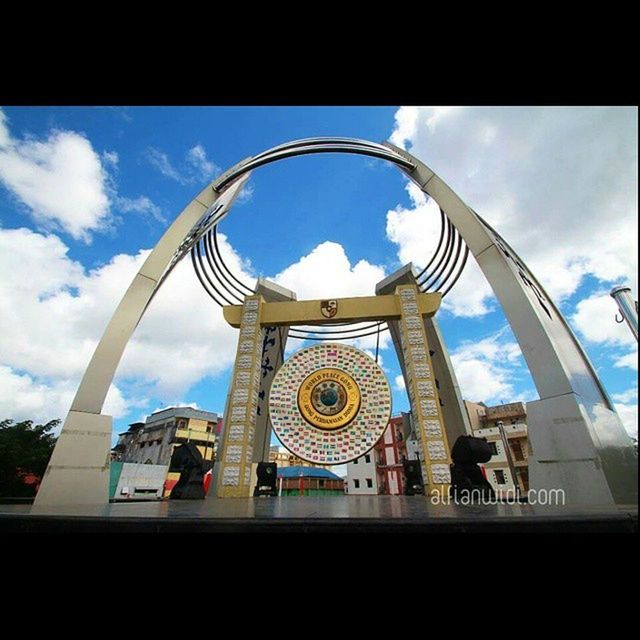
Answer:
(610, 286, 638, 342)
(497, 421, 520, 499)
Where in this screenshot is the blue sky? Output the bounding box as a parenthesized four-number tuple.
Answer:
(0, 106, 637, 449)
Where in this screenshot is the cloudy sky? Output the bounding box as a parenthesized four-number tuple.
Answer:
(0, 106, 637, 448)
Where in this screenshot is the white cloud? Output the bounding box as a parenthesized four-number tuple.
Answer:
(102, 150, 119, 168)
(0, 365, 129, 433)
(389, 106, 419, 148)
(0, 109, 159, 243)
(117, 195, 167, 225)
(387, 107, 638, 314)
(0, 227, 399, 426)
(0, 226, 255, 424)
(613, 388, 638, 404)
(147, 144, 221, 186)
(273, 241, 385, 300)
(386, 182, 495, 317)
(615, 351, 638, 371)
(0, 109, 10, 147)
(450, 330, 528, 404)
(394, 374, 406, 391)
(237, 183, 254, 204)
(571, 291, 637, 347)
(145, 147, 185, 183)
(615, 402, 638, 438)
(0, 108, 112, 242)
(271, 241, 391, 351)
(186, 144, 219, 182)
(571, 290, 638, 371)
(612, 386, 638, 438)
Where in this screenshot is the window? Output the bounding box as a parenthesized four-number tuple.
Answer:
(354, 479, 360, 489)
(488, 441, 498, 455)
(366, 478, 373, 488)
(354, 458, 358, 465)
(365, 454, 371, 463)
(495, 470, 506, 484)
(511, 441, 525, 461)
(319, 479, 325, 488)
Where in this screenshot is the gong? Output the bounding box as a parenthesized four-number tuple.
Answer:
(269, 343, 392, 465)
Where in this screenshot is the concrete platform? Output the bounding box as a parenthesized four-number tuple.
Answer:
(0, 496, 636, 533)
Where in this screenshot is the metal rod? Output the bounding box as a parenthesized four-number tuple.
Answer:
(610, 286, 638, 342)
(497, 421, 520, 500)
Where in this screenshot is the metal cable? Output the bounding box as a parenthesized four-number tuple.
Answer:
(440, 244, 469, 297)
(414, 207, 446, 282)
(419, 217, 454, 290)
(212, 226, 254, 295)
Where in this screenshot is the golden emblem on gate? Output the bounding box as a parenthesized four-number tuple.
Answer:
(297, 368, 361, 431)
(321, 299, 338, 318)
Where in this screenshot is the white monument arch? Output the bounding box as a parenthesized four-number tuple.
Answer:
(34, 138, 637, 508)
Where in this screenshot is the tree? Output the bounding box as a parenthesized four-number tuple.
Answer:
(0, 419, 59, 498)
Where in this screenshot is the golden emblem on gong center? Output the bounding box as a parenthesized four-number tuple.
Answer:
(297, 368, 361, 431)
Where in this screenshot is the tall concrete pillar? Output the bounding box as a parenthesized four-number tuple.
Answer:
(394, 284, 452, 494)
(376, 264, 472, 448)
(253, 279, 296, 463)
(215, 294, 264, 497)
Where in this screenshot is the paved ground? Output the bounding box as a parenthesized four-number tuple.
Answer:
(0, 496, 636, 532)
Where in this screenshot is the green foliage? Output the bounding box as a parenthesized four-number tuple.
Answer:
(0, 418, 59, 497)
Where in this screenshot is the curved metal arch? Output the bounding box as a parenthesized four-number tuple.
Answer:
(35, 136, 637, 508)
(193, 140, 467, 340)
(212, 137, 415, 193)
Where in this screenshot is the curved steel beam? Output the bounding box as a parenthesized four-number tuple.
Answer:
(382, 140, 636, 505)
(213, 139, 414, 192)
(34, 174, 249, 507)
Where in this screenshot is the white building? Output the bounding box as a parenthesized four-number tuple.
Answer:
(346, 450, 378, 494)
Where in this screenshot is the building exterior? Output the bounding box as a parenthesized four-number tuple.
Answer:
(375, 414, 411, 495)
(464, 400, 529, 496)
(346, 413, 412, 495)
(268, 446, 321, 469)
(346, 448, 378, 494)
(109, 461, 169, 500)
(112, 407, 220, 498)
(113, 407, 220, 467)
(276, 466, 345, 496)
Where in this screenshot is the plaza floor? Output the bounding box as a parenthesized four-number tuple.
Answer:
(0, 496, 636, 533)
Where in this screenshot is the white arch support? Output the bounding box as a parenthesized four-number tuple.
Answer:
(384, 141, 637, 505)
(34, 175, 249, 507)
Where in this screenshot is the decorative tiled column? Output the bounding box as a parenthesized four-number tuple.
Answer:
(216, 295, 263, 497)
(396, 284, 452, 496)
